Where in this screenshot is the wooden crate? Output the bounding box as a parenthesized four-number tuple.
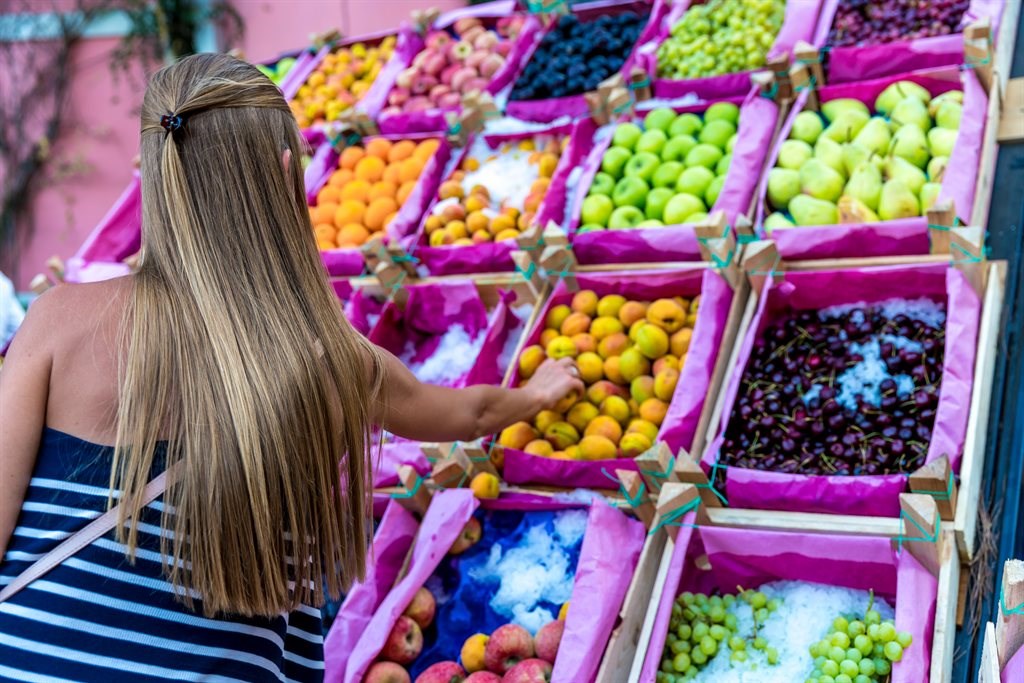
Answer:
(979, 559, 1024, 682)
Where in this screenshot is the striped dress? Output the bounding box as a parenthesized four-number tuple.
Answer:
(0, 428, 325, 682)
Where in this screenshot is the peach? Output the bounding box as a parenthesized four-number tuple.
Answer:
(603, 356, 625, 385)
(646, 299, 687, 333)
(566, 402, 599, 433)
(635, 324, 670, 360)
(670, 328, 693, 357)
(533, 410, 562, 434)
(626, 418, 659, 442)
(586, 380, 627, 406)
(403, 587, 436, 629)
(639, 398, 669, 426)
(570, 333, 597, 355)
(442, 203, 467, 221)
(365, 661, 411, 683)
(630, 375, 656, 405)
(501, 659, 552, 683)
(439, 181, 465, 200)
(597, 332, 630, 360)
(534, 620, 564, 664)
(571, 290, 598, 316)
(559, 312, 591, 337)
(654, 368, 680, 401)
(524, 439, 554, 457)
(584, 416, 623, 447)
(545, 304, 571, 331)
(518, 345, 545, 379)
(484, 624, 534, 675)
(414, 661, 465, 683)
(596, 294, 626, 318)
(618, 348, 651, 383)
(545, 335, 577, 360)
(543, 422, 580, 450)
(464, 673, 501, 683)
(590, 316, 625, 341)
(620, 432, 653, 458)
(575, 352, 604, 384)
(382, 616, 423, 665)
(462, 633, 490, 673)
(600, 396, 631, 426)
(449, 517, 482, 555)
(498, 422, 538, 451)
(617, 301, 648, 327)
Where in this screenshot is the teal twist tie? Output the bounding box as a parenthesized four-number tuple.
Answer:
(646, 455, 675, 492)
(895, 509, 939, 555)
(600, 468, 647, 509)
(1000, 586, 1024, 616)
(908, 469, 955, 502)
(950, 240, 989, 266)
(515, 259, 538, 282)
(794, 74, 817, 94)
(649, 496, 701, 536)
(748, 253, 783, 280)
(629, 76, 651, 91)
(391, 473, 423, 499)
(612, 94, 636, 116)
(711, 247, 735, 269)
(927, 216, 962, 232)
(737, 233, 758, 245)
(703, 453, 730, 507)
(962, 54, 992, 72)
(760, 81, 779, 99)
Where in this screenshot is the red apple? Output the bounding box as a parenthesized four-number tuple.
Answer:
(451, 67, 478, 93)
(500, 659, 552, 683)
(461, 78, 489, 95)
(382, 616, 423, 666)
(388, 87, 411, 107)
(411, 74, 439, 96)
(414, 661, 465, 683)
(403, 587, 436, 630)
(461, 26, 486, 45)
(438, 93, 463, 109)
(494, 41, 512, 57)
(426, 31, 452, 51)
(422, 52, 446, 77)
(365, 661, 411, 683)
(454, 17, 483, 35)
(405, 96, 434, 113)
(479, 54, 505, 79)
(449, 517, 482, 555)
(395, 67, 417, 91)
(440, 64, 461, 86)
(464, 673, 501, 683)
(473, 31, 499, 50)
(484, 624, 534, 674)
(533, 620, 563, 664)
(465, 50, 489, 70)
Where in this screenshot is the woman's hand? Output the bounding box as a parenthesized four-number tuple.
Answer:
(522, 358, 585, 410)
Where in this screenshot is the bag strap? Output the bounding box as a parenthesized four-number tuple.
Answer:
(0, 464, 178, 604)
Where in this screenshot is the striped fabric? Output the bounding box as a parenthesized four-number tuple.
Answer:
(0, 429, 325, 682)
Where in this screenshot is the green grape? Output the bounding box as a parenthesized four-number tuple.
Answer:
(766, 646, 779, 665)
(847, 620, 866, 637)
(693, 622, 709, 640)
(709, 604, 726, 623)
(670, 639, 689, 655)
(874, 658, 891, 675)
(820, 676, 836, 683)
(834, 675, 853, 683)
(724, 614, 738, 630)
(897, 631, 913, 648)
(884, 641, 904, 662)
(877, 623, 896, 643)
(672, 652, 691, 672)
(756, 607, 769, 623)
(768, 598, 782, 612)
(839, 660, 859, 677)
(753, 636, 768, 651)
(845, 648, 862, 663)
(723, 594, 735, 607)
(750, 592, 768, 609)
(866, 624, 880, 640)
(677, 624, 691, 640)
(822, 660, 840, 677)
(858, 657, 875, 676)
(864, 609, 881, 626)
(660, 658, 674, 673)
(709, 625, 727, 641)
(833, 616, 849, 633)
(691, 649, 707, 666)
(854, 634, 872, 656)
(854, 676, 871, 683)
(829, 646, 847, 663)
(729, 636, 746, 651)
(699, 635, 717, 656)
(831, 632, 850, 649)
(730, 650, 748, 664)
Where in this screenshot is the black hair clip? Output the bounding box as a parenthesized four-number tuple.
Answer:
(160, 113, 183, 134)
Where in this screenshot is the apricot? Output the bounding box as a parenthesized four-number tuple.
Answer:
(539, 329, 559, 349)
(494, 228, 520, 241)
(578, 435, 617, 461)
(524, 439, 554, 457)
(364, 137, 392, 160)
(571, 333, 597, 354)
(560, 312, 591, 337)
(466, 211, 489, 233)
(590, 316, 625, 341)
(546, 335, 577, 360)
(564, 445, 581, 460)
(387, 139, 417, 164)
(489, 214, 515, 236)
(653, 355, 679, 376)
(383, 163, 403, 186)
(654, 367, 680, 401)
(646, 298, 687, 333)
(397, 180, 417, 206)
(461, 633, 489, 673)
(399, 157, 424, 183)
(670, 328, 693, 357)
(538, 152, 559, 178)
(566, 402, 599, 433)
(586, 380, 627, 406)
(424, 215, 445, 234)
(571, 290, 598, 316)
(465, 195, 488, 213)
(584, 415, 623, 444)
(415, 138, 440, 159)
(472, 230, 491, 244)
(603, 356, 625, 385)
(429, 230, 452, 247)
(630, 375, 656, 405)
(339, 146, 364, 170)
(545, 304, 572, 331)
(618, 300, 648, 327)
(576, 352, 604, 384)
(518, 345, 545, 379)
(544, 422, 580, 450)
(317, 185, 342, 205)
(313, 202, 339, 225)
(635, 324, 670, 360)
(597, 332, 630, 360)
(600, 396, 631, 426)
(336, 223, 370, 247)
(596, 294, 626, 318)
(445, 220, 469, 240)
(314, 224, 337, 243)
(439, 180, 464, 200)
(626, 418, 659, 442)
(335, 199, 366, 228)
(639, 398, 669, 426)
(328, 168, 354, 189)
(470, 472, 500, 499)
(628, 319, 646, 342)
(618, 347, 651, 383)
(620, 433, 653, 458)
(499, 421, 537, 450)
(552, 391, 579, 415)
(532, 410, 561, 434)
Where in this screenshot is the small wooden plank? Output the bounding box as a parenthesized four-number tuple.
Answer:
(951, 225, 988, 296)
(931, 530, 959, 683)
(741, 239, 782, 292)
(979, 622, 1002, 683)
(617, 470, 655, 528)
(784, 254, 951, 270)
(462, 440, 499, 477)
(672, 451, 722, 509)
(394, 464, 431, 517)
(997, 560, 1024, 670)
(994, 0, 1021, 94)
(706, 506, 904, 536)
(899, 494, 943, 579)
(997, 77, 1024, 143)
(652, 482, 700, 542)
(635, 441, 677, 496)
(958, 566, 970, 627)
(971, 68, 1003, 228)
(926, 200, 957, 255)
(626, 537, 675, 682)
(909, 454, 957, 521)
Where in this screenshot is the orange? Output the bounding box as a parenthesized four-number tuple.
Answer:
(334, 199, 366, 228)
(396, 180, 417, 205)
(382, 163, 403, 185)
(339, 146, 364, 170)
(340, 179, 371, 203)
(313, 224, 337, 242)
(383, 211, 398, 228)
(336, 223, 370, 247)
(414, 138, 440, 160)
(398, 157, 424, 184)
(364, 138, 392, 161)
(369, 181, 397, 202)
(387, 139, 416, 164)
(313, 202, 338, 225)
(365, 197, 399, 231)
(355, 155, 386, 183)
(328, 168, 354, 189)
(466, 211, 489, 233)
(317, 185, 341, 205)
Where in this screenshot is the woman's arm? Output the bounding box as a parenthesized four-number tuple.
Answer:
(0, 291, 55, 558)
(373, 347, 582, 443)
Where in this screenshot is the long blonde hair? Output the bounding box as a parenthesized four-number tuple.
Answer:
(113, 53, 384, 618)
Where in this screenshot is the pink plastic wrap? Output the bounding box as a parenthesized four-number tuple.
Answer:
(641, 524, 937, 682)
(818, 0, 1005, 83)
(702, 264, 981, 517)
(501, 268, 735, 489)
(567, 88, 777, 265)
(1004, 645, 1024, 683)
(336, 489, 644, 683)
(503, 0, 667, 122)
(376, 10, 542, 136)
(67, 173, 141, 270)
(413, 118, 588, 276)
(304, 133, 452, 276)
(638, 0, 825, 101)
(322, 501, 419, 680)
(757, 67, 988, 260)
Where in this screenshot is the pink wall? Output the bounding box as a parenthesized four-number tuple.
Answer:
(11, 0, 464, 289)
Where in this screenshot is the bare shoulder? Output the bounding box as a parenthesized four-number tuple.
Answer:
(22, 277, 132, 348)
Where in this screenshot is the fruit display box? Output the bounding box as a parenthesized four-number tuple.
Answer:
(327, 488, 645, 683)
(978, 559, 1024, 683)
(815, 0, 1006, 85)
(634, 486, 958, 683)
(635, 0, 825, 101)
(304, 133, 452, 276)
(504, 0, 666, 123)
(496, 266, 739, 490)
(755, 67, 988, 260)
(376, 2, 540, 135)
(411, 118, 593, 276)
(566, 87, 777, 265)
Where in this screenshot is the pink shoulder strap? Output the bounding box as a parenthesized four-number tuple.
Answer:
(0, 465, 177, 604)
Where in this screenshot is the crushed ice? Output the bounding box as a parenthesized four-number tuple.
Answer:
(402, 325, 485, 386)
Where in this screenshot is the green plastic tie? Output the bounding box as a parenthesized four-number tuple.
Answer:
(760, 81, 779, 100)
(950, 240, 989, 266)
(908, 469, 955, 501)
(649, 496, 701, 536)
(390, 473, 423, 499)
(927, 216, 962, 233)
(646, 454, 675, 491)
(600, 468, 647, 509)
(515, 259, 538, 281)
(1000, 586, 1024, 615)
(895, 509, 939, 554)
(794, 74, 817, 94)
(629, 76, 651, 91)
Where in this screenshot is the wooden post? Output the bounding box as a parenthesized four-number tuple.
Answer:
(793, 40, 825, 91)
(741, 239, 783, 292)
(926, 200, 957, 255)
(629, 66, 652, 102)
(616, 470, 655, 528)
(996, 560, 1024, 670)
(789, 60, 818, 111)
(374, 260, 410, 307)
(635, 442, 677, 496)
(693, 210, 729, 262)
(964, 19, 994, 95)
(432, 448, 472, 489)
(733, 214, 755, 244)
(998, 77, 1024, 143)
(362, 235, 388, 273)
(462, 440, 499, 477)
(511, 250, 545, 302)
(540, 244, 578, 292)
(395, 464, 431, 516)
(909, 454, 957, 521)
(420, 442, 456, 465)
(672, 450, 722, 510)
(652, 482, 700, 542)
(950, 225, 987, 296)
(515, 223, 545, 258)
(45, 256, 65, 283)
(897, 493, 943, 579)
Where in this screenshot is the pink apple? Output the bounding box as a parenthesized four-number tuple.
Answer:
(466, 50, 489, 70)
(500, 659, 551, 683)
(464, 674, 501, 683)
(473, 31, 499, 50)
(450, 67, 478, 93)
(461, 26, 486, 45)
(461, 77, 489, 95)
(429, 84, 452, 101)
(403, 587, 436, 630)
(388, 87, 411, 107)
(449, 517, 481, 555)
(422, 52, 446, 77)
(382, 616, 423, 666)
(395, 67, 417, 90)
(449, 41, 474, 62)
(479, 54, 505, 79)
(426, 31, 452, 51)
(438, 93, 463, 109)
(411, 74, 439, 96)
(365, 661, 411, 683)
(494, 42, 512, 57)
(533, 621, 563, 664)
(484, 624, 534, 674)
(414, 661, 465, 683)
(405, 97, 434, 113)
(440, 64, 461, 86)
(454, 17, 483, 35)
(381, 106, 403, 117)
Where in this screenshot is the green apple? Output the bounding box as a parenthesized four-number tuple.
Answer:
(645, 187, 675, 221)
(643, 107, 677, 133)
(675, 166, 715, 197)
(726, 133, 737, 153)
(663, 193, 706, 225)
(588, 172, 616, 197)
(612, 176, 650, 209)
(684, 144, 724, 170)
(704, 101, 739, 126)
(601, 146, 632, 179)
(699, 119, 736, 149)
(651, 161, 684, 189)
(581, 194, 614, 226)
(637, 219, 665, 228)
(612, 122, 643, 151)
(789, 111, 825, 145)
(624, 152, 660, 182)
(669, 113, 703, 137)
(706, 175, 726, 207)
(662, 135, 698, 162)
(777, 139, 813, 170)
(577, 223, 605, 233)
(684, 211, 708, 224)
(636, 129, 669, 156)
(715, 153, 732, 176)
(764, 212, 795, 234)
(608, 205, 646, 229)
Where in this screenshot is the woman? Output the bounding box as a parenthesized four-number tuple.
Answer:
(0, 54, 581, 682)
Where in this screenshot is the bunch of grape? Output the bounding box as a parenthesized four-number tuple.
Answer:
(656, 589, 780, 682)
(806, 605, 912, 683)
(655, 0, 785, 80)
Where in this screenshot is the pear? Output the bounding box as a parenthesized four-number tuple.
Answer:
(927, 127, 957, 157)
(764, 212, 795, 234)
(878, 178, 920, 220)
(935, 100, 962, 130)
(889, 124, 931, 169)
(920, 182, 942, 212)
(842, 142, 873, 176)
(767, 168, 801, 210)
(838, 195, 881, 224)
(814, 137, 847, 179)
(777, 139, 814, 170)
(790, 194, 839, 226)
(927, 155, 949, 182)
(822, 109, 870, 143)
(799, 159, 845, 203)
(890, 97, 932, 133)
(886, 156, 927, 194)
(852, 117, 892, 155)
(844, 162, 883, 211)
(790, 111, 825, 145)
(928, 90, 963, 118)
(822, 98, 870, 123)
(875, 80, 932, 116)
